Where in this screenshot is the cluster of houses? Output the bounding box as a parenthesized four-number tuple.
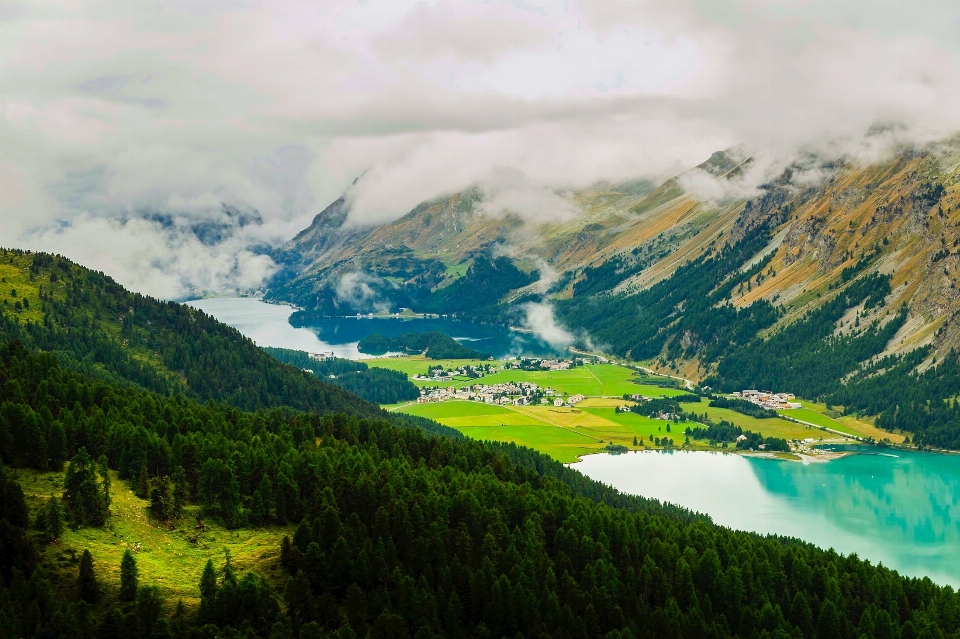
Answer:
(410, 357, 586, 382)
(416, 382, 585, 407)
(502, 358, 574, 371)
(733, 390, 802, 410)
(412, 364, 492, 381)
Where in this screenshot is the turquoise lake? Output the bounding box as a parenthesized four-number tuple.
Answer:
(573, 449, 960, 587)
(191, 297, 960, 587)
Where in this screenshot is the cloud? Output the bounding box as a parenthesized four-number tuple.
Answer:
(521, 301, 574, 349)
(2, 0, 960, 298)
(334, 271, 390, 312)
(24, 214, 276, 301)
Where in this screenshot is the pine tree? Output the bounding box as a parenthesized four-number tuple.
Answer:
(78, 549, 99, 603)
(63, 447, 108, 526)
(257, 474, 275, 521)
(150, 477, 172, 521)
(199, 558, 218, 623)
(120, 549, 139, 601)
(250, 490, 267, 526)
(46, 495, 64, 540)
(136, 464, 151, 499)
(135, 585, 164, 637)
(98, 454, 111, 510)
(817, 600, 842, 639)
(46, 422, 66, 470)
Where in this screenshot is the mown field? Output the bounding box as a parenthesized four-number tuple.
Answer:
(372, 357, 686, 397)
(14, 468, 293, 611)
(398, 398, 699, 462)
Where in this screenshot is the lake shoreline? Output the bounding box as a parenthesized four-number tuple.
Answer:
(569, 446, 960, 587)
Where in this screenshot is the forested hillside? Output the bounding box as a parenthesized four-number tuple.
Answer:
(0, 249, 421, 423)
(264, 347, 419, 405)
(3, 338, 960, 638)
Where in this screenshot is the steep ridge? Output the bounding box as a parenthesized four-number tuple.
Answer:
(268, 136, 960, 448)
(0, 249, 455, 437)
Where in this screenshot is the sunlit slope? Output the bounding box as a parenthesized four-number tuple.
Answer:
(16, 468, 291, 610)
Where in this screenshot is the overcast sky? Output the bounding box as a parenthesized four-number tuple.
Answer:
(2, 0, 959, 298)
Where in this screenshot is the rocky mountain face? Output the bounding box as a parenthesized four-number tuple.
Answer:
(267, 136, 960, 375)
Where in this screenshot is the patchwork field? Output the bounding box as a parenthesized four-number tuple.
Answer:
(400, 400, 701, 462)
(371, 357, 688, 397)
(14, 468, 293, 610)
(383, 357, 896, 462)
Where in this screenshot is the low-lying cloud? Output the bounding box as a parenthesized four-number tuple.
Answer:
(334, 271, 390, 313)
(2, 0, 960, 298)
(522, 301, 575, 350)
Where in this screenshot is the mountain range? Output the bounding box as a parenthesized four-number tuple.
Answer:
(264, 135, 960, 449)
(267, 138, 960, 373)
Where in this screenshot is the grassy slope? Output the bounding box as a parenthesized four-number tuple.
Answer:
(15, 469, 293, 611)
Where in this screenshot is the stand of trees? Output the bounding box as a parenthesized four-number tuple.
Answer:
(357, 332, 489, 360)
(419, 255, 538, 322)
(708, 397, 778, 420)
(265, 347, 419, 405)
(685, 420, 789, 452)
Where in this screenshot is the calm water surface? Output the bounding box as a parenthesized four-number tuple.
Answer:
(573, 448, 960, 586)
(187, 297, 562, 358)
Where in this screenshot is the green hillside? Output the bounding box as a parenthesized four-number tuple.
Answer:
(1, 249, 959, 638)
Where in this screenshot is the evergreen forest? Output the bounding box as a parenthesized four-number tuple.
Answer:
(1, 249, 959, 638)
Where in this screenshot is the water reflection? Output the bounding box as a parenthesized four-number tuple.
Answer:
(188, 297, 564, 358)
(573, 448, 960, 586)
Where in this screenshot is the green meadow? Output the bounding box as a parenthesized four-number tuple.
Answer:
(371, 357, 688, 397)
(14, 469, 293, 611)
(398, 399, 701, 463)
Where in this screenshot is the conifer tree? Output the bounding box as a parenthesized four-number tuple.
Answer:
(78, 549, 99, 603)
(198, 558, 218, 623)
(257, 474, 274, 520)
(46, 422, 66, 470)
(136, 463, 151, 499)
(817, 600, 842, 639)
(135, 585, 164, 637)
(98, 454, 111, 510)
(120, 549, 138, 601)
(150, 477, 172, 521)
(63, 447, 108, 526)
(45, 495, 64, 540)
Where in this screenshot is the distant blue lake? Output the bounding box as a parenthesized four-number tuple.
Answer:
(188, 297, 563, 359)
(574, 447, 960, 587)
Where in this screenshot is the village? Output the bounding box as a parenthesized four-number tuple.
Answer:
(411, 356, 583, 382)
(732, 389, 803, 410)
(417, 380, 586, 407)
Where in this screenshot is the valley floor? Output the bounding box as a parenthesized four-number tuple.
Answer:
(376, 359, 901, 463)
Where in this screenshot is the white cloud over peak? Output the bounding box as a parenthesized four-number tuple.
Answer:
(2, 0, 959, 297)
